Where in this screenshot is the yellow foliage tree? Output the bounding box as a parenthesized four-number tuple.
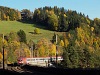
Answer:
(7, 16, 10, 21)
(88, 46, 94, 53)
(91, 27, 94, 32)
(3, 13, 7, 20)
(49, 44, 56, 56)
(64, 39, 69, 47)
(46, 10, 48, 13)
(48, 13, 58, 30)
(48, 10, 54, 15)
(34, 28, 40, 34)
(38, 45, 45, 57)
(76, 27, 84, 40)
(17, 11, 21, 20)
(10, 41, 20, 50)
(24, 48, 31, 57)
(64, 14, 67, 17)
(94, 18, 100, 25)
(60, 40, 64, 47)
(14, 49, 20, 59)
(4, 39, 8, 47)
(37, 38, 49, 48)
(68, 33, 71, 38)
(0, 52, 3, 62)
(13, 41, 20, 47)
(86, 18, 90, 25)
(75, 39, 80, 47)
(37, 9, 40, 15)
(0, 37, 3, 50)
(33, 49, 39, 57)
(4, 49, 7, 61)
(36, 38, 61, 57)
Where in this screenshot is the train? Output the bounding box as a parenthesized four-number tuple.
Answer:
(17, 56, 63, 67)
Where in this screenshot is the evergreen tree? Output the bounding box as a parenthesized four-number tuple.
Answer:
(69, 46, 79, 68)
(58, 14, 68, 31)
(17, 29, 27, 43)
(62, 47, 72, 68)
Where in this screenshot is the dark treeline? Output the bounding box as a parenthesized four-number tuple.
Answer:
(33, 6, 100, 38)
(33, 6, 91, 31)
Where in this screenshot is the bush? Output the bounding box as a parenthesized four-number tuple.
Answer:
(34, 28, 40, 34)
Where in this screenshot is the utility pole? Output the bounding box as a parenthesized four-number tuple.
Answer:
(56, 34, 57, 44)
(29, 40, 34, 58)
(29, 47, 31, 58)
(19, 43, 21, 58)
(56, 34, 58, 67)
(2, 34, 5, 70)
(29, 45, 33, 58)
(31, 45, 33, 58)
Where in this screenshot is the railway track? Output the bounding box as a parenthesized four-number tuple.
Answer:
(7, 65, 40, 75)
(7, 66, 32, 73)
(2, 64, 99, 75)
(6, 65, 54, 75)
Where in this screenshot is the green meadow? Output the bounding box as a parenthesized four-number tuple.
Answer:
(0, 21, 62, 43)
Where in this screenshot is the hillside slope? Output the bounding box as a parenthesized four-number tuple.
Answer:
(0, 21, 61, 43)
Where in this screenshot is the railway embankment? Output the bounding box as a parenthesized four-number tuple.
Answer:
(0, 64, 100, 75)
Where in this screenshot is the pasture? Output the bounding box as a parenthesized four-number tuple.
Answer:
(0, 21, 63, 43)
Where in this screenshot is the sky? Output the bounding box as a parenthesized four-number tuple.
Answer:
(0, 0, 100, 20)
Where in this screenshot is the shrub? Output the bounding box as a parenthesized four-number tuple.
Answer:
(34, 28, 40, 34)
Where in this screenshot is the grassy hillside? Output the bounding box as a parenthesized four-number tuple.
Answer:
(0, 21, 62, 43)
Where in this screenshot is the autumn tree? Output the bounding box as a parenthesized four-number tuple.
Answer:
(59, 40, 64, 47)
(36, 38, 60, 57)
(7, 16, 10, 21)
(49, 44, 56, 56)
(0, 6, 22, 21)
(7, 31, 20, 42)
(48, 11, 58, 31)
(17, 10, 21, 20)
(38, 45, 45, 57)
(3, 13, 7, 20)
(23, 48, 31, 57)
(0, 52, 3, 63)
(0, 37, 3, 52)
(36, 38, 50, 57)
